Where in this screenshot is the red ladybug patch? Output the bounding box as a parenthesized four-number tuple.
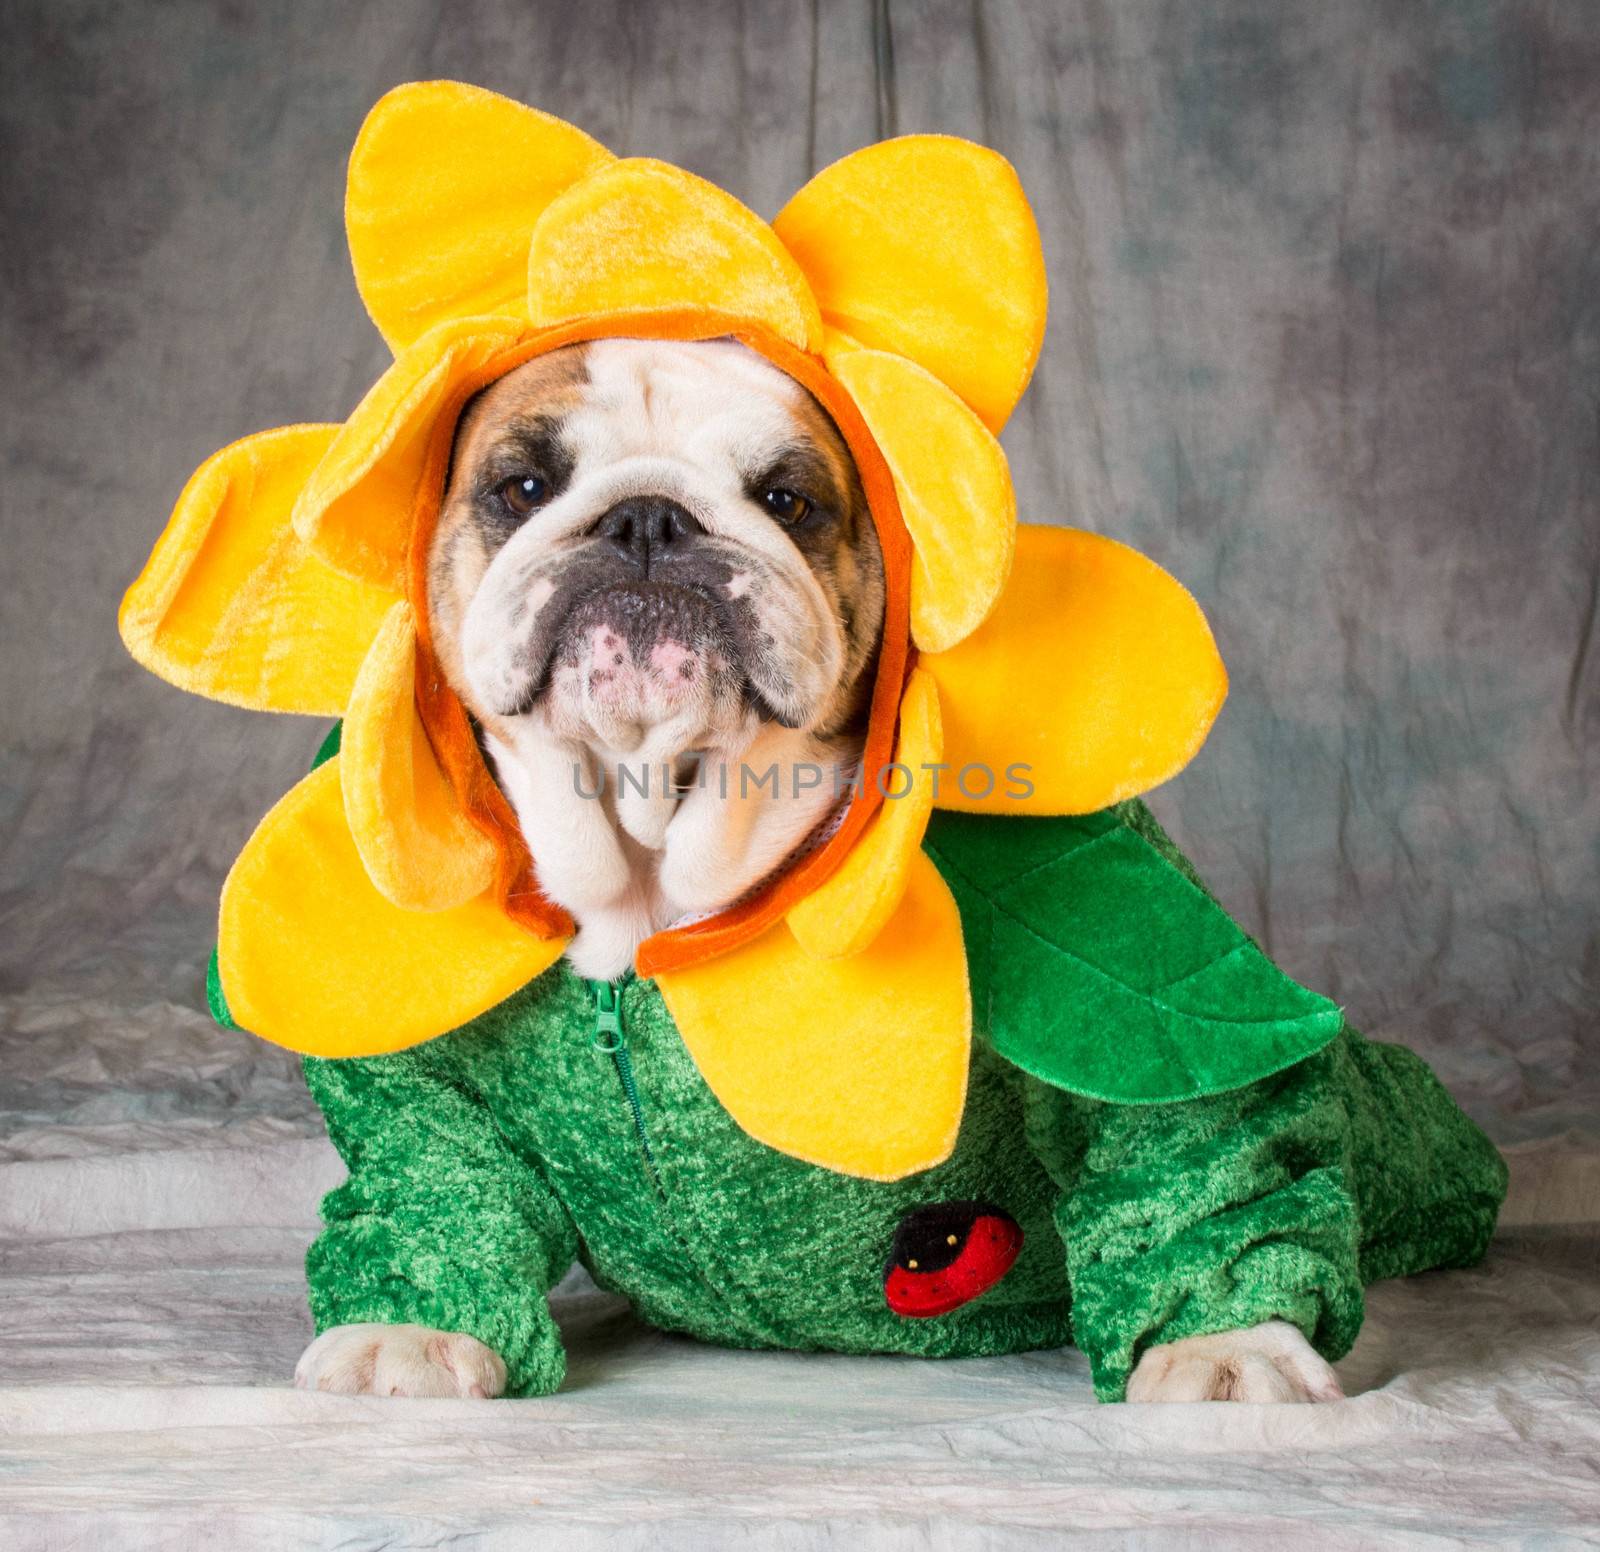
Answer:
(883, 1201, 1023, 1318)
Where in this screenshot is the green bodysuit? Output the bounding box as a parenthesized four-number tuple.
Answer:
(285, 797, 1506, 1401)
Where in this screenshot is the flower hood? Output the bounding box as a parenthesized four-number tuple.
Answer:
(119, 81, 1227, 1180)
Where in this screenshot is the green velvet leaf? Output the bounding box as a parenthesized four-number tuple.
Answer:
(922, 806, 1345, 1104)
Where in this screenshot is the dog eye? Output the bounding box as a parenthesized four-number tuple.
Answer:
(497, 473, 548, 518)
(762, 487, 812, 524)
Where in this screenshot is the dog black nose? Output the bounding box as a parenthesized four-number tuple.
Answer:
(594, 495, 704, 575)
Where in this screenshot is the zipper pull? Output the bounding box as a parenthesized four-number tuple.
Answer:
(591, 979, 625, 1054)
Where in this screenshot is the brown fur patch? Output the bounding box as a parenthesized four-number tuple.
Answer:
(428, 342, 593, 701)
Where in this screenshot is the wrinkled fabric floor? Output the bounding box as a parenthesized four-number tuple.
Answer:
(3, 1216, 1598, 1550)
(1, 1000, 1597, 1548)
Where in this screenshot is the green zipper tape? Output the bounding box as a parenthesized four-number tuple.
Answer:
(589, 979, 655, 1166)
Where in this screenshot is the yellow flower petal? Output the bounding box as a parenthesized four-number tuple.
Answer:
(657, 851, 969, 1180)
(788, 666, 942, 958)
(347, 80, 613, 354)
(292, 316, 531, 590)
(830, 348, 1016, 653)
(923, 524, 1228, 814)
(342, 601, 499, 910)
(528, 159, 822, 350)
(118, 425, 398, 714)
(774, 135, 1047, 433)
(218, 757, 563, 1058)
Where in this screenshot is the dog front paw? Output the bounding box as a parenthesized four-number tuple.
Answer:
(294, 1323, 507, 1399)
(1125, 1319, 1345, 1404)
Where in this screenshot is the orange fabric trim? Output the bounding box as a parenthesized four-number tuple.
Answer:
(400, 307, 915, 975)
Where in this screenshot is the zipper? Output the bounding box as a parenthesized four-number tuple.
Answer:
(589, 977, 659, 1176)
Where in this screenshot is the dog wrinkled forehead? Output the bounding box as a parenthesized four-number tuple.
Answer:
(451, 339, 861, 521)
(570, 337, 841, 465)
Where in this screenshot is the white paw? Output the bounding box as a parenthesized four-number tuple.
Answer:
(1126, 1319, 1345, 1404)
(294, 1323, 507, 1399)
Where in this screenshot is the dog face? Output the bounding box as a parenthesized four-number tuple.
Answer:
(428, 339, 885, 763)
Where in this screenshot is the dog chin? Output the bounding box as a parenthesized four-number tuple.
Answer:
(537, 581, 752, 756)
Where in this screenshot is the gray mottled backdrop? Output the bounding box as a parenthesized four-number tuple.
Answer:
(3, 0, 1597, 1151)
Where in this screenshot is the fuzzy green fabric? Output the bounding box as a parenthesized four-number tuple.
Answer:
(290, 799, 1507, 1402)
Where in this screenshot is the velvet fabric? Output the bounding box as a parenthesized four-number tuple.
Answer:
(119, 83, 1237, 1178)
(341, 600, 499, 911)
(922, 806, 1344, 1103)
(296, 802, 1504, 1401)
(922, 523, 1230, 816)
(527, 157, 823, 350)
(347, 81, 613, 354)
(656, 850, 972, 1180)
(771, 132, 1047, 435)
(830, 347, 1016, 652)
(216, 757, 563, 1058)
(786, 665, 943, 959)
(118, 424, 395, 716)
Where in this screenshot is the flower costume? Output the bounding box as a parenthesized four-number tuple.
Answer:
(120, 82, 1505, 1398)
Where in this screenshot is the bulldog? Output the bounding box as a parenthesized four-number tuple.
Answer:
(430, 337, 884, 982)
(292, 337, 1352, 1405)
